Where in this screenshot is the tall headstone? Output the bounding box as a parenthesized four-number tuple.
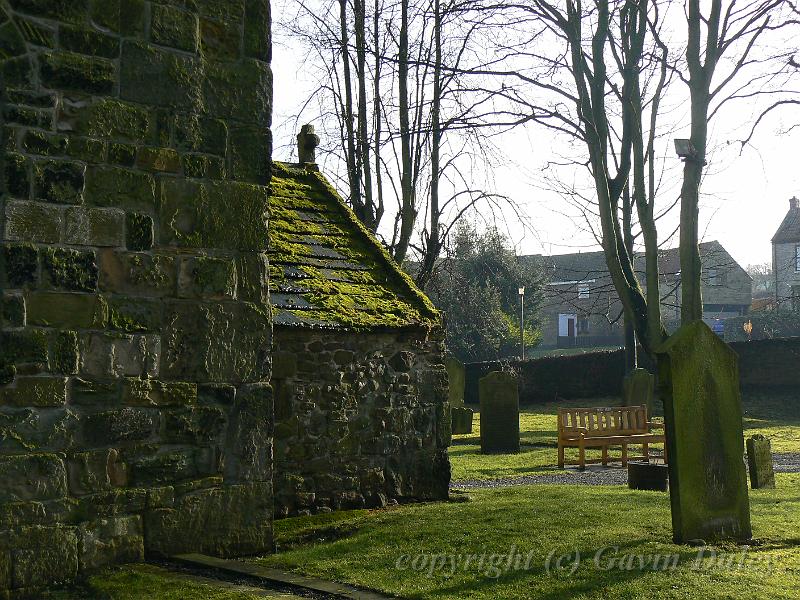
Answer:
(746, 435, 776, 489)
(656, 321, 751, 543)
(447, 356, 473, 434)
(622, 368, 655, 413)
(479, 371, 519, 454)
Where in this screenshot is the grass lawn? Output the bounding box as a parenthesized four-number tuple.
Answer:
(254, 475, 800, 599)
(450, 391, 800, 483)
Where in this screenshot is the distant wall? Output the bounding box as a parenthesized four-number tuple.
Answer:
(465, 337, 800, 404)
(730, 338, 800, 390)
(465, 350, 627, 404)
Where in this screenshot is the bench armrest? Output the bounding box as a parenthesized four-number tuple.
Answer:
(648, 422, 664, 430)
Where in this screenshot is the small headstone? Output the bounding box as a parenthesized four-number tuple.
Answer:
(452, 406, 474, 435)
(478, 371, 519, 454)
(622, 368, 655, 412)
(746, 434, 775, 489)
(447, 357, 473, 434)
(446, 356, 465, 407)
(656, 321, 752, 543)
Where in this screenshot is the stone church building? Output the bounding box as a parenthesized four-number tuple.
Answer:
(0, 1, 449, 595)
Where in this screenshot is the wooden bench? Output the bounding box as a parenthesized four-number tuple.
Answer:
(557, 405, 665, 469)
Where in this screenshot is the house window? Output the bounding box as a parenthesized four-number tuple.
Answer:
(796, 246, 800, 272)
(793, 286, 800, 312)
(578, 285, 589, 299)
(707, 269, 727, 286)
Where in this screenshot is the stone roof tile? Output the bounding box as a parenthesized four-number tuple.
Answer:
(268, 162, 440, 330)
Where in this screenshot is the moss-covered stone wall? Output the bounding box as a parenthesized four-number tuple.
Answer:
(272, 327, 451, 517)
(0, 0, 273, 595)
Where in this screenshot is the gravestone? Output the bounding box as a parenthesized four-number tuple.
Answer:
(452, 407, 474, 435)
(746, 435, 775, 489)
(447, 357, 474, 434)
(656, 321, 752, 543)
(622, 368, 655, 413)
(479, 371, 519, 454)
(446, 356, 466, 406)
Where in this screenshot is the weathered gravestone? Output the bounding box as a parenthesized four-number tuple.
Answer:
(656, 321, 752, 543)
(447, 356, 474, 434)
(746, 435, 775, 489)
(622, 368, 655, 413)
(479, 371, 519, 454)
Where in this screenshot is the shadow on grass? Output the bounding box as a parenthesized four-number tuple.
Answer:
(406, 538, 707, 600)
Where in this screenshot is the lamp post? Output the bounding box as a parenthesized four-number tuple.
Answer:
(518, 286, 525, 361)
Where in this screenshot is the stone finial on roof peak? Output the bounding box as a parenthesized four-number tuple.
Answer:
(297, 124, 320, 164)
(790, 196, 799, 210)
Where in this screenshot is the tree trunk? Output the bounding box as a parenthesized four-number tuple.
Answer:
(372, 0, 384, 228)
(354, 0, 375, 230)
(339, 0, 362, 215)
(416, 0, 442, 289)
(394, 0, 415, 265)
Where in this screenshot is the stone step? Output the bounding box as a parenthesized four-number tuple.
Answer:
(171, 553, 397, 600)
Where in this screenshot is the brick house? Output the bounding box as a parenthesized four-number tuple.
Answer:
(528, 241, 753, 349)
(772, 197, 800, 311)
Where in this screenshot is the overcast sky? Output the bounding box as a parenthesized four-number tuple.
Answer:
(271, 2, 800, 270)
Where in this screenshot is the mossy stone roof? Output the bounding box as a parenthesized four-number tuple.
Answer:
(268, 162, 440, 330)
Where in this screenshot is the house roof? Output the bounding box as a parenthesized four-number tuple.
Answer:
(526, 240, 748, 283)
(772, 202, 800, 244)
(268, 162, 440, 330)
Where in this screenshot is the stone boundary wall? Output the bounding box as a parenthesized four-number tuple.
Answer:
(464, 337, 800, 404)
(272, 327, 451, 517)
(0, 0, 274, 595)
(464, 350, 626, 405)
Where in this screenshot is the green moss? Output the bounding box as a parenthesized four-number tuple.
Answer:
(126, 212, 154, 251)
(268, 162, 440, 330)
(1, 19, 32, 57)
(33, 159, 85, 204)
(59, 24, 120, 58)
(151, 4, 199, 52)
(42, 247, 98, 292)
(39, 51, 115, 94)
(109, 143, 137, 166)
(52, 330, 79, 374)
(136, 147, 181, 173)
(0, 329, 49, 366)
(75, 98, 151, 141)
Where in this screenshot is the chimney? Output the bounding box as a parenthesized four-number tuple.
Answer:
(297, 124, 320, 164)
(791, 196, 799, 210)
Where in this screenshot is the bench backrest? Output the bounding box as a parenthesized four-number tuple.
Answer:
(558, 405, 650, 437)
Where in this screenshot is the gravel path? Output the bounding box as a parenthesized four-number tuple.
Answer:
(452, 452, 800, 489)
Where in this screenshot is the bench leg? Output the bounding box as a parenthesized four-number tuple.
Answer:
(643, 443, 649, 462)
(578, 439, 586, 470)
(622, 443, 628, 466)
(602, 445, 608, 466)
(558, 443, 565, 469)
